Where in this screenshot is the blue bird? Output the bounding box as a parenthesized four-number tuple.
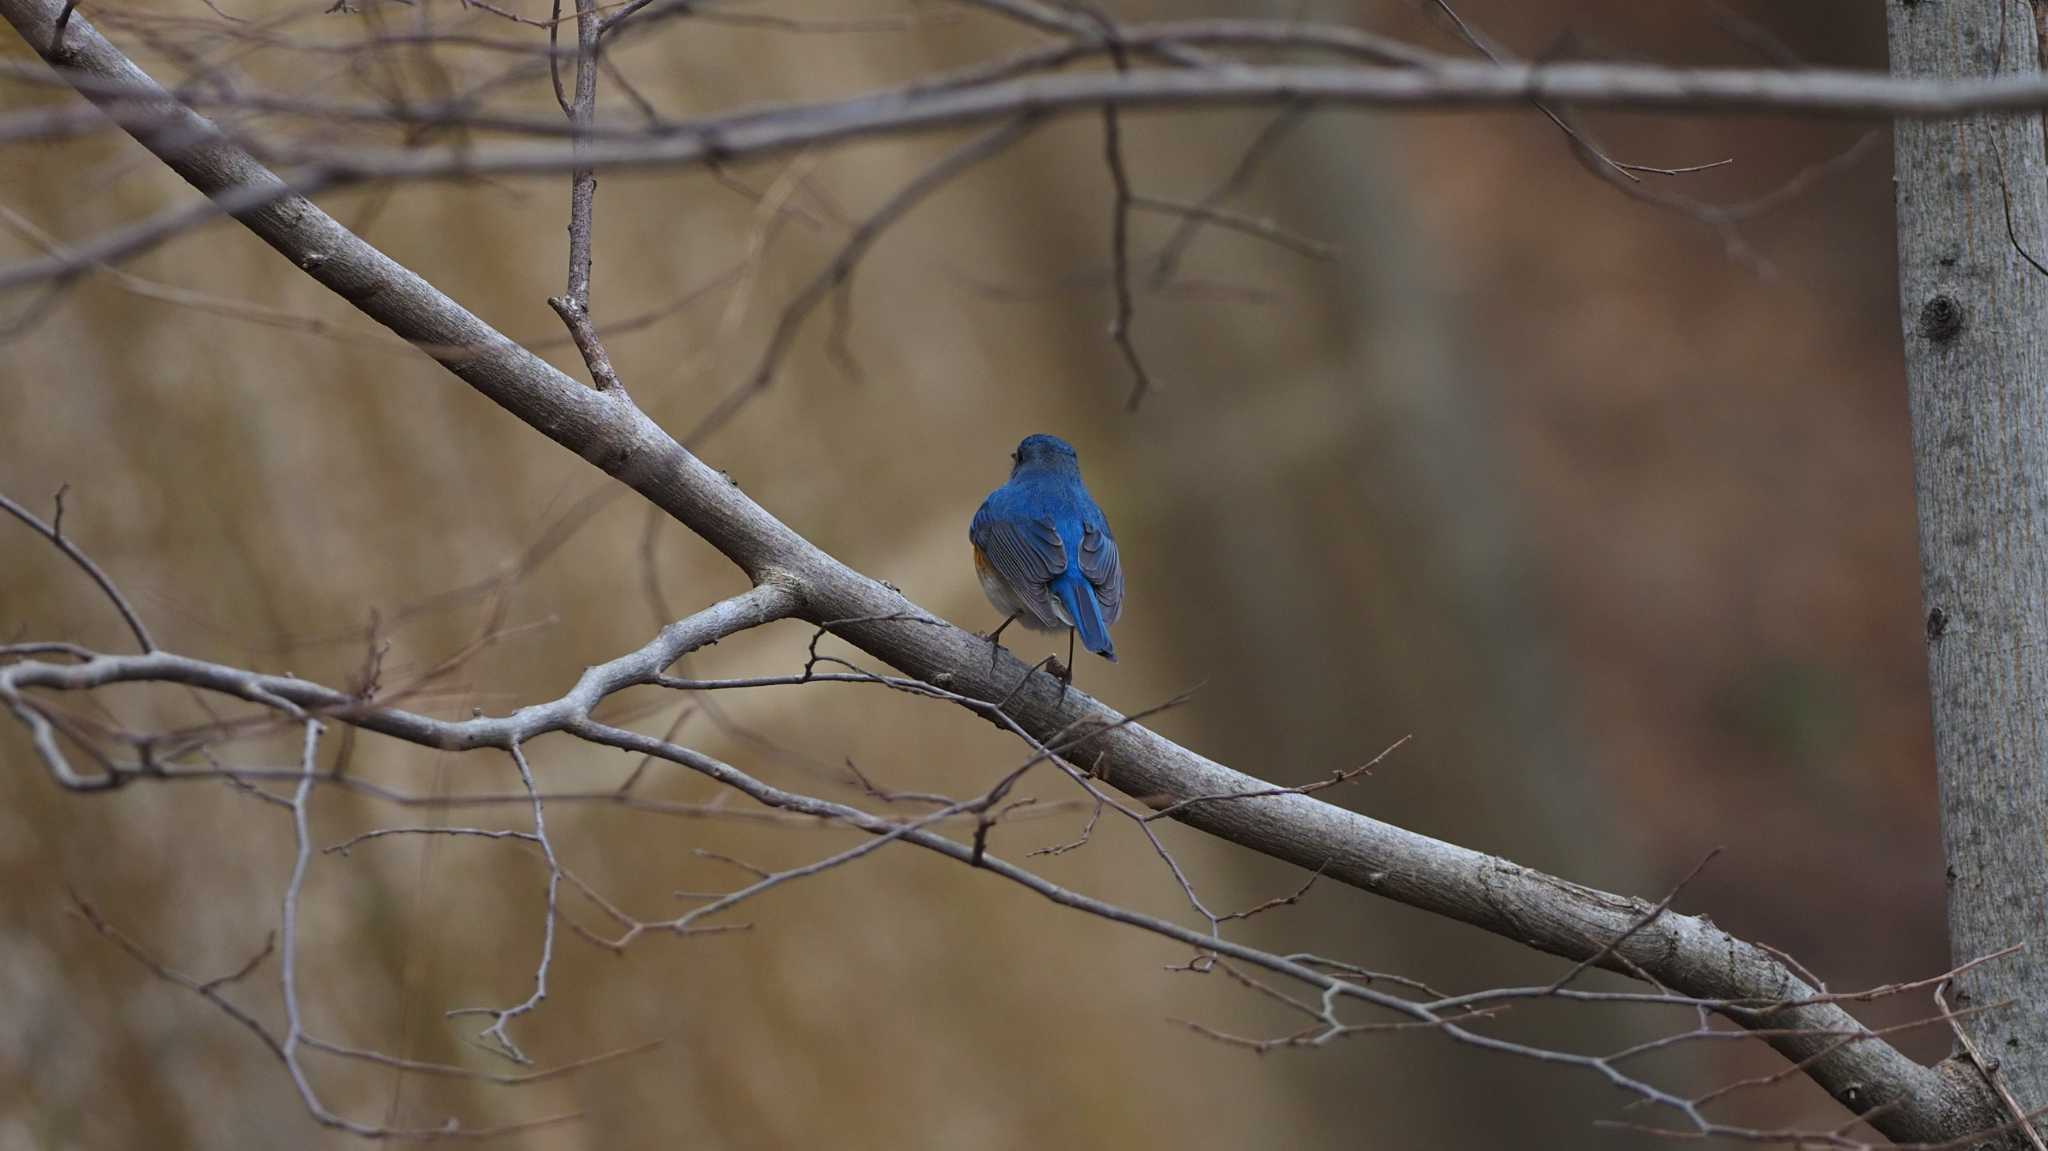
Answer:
(970, 434, 1124, 675)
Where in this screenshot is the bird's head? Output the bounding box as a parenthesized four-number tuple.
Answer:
(1010, 434, 1081, 477)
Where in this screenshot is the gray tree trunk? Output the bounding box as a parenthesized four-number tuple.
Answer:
(1890, 0, 2048, 1132)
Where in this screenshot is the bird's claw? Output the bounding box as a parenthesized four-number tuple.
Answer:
(1048, 654, 1072, 705)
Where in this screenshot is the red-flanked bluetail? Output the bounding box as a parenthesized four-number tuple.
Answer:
(971, 434, 1124, 674)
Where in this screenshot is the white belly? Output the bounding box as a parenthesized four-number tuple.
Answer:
(977, 556, 1064, 630)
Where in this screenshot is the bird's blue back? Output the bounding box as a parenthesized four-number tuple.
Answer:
(985, 473, 1103, 562)
(970, 435, 1123, 659)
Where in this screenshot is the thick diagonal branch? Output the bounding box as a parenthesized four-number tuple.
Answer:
(0, 0, 2003, 1141)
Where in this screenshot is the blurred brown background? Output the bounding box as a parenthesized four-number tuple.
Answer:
(0, 1, 1943, 1147)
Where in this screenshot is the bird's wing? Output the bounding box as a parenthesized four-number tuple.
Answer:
(970, 503, 1068, 625)
(1078, 517, 1123, 626)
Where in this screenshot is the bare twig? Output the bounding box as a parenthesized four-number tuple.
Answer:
(1128, 194, 1336, 261)
(302, 1035, 663, 1087)
(1140, 734, 1408, 821)
(0, 489, 156, 652)
(548, 0, 624, 394)
(1542, 846, 1723, 995)
(4, 57, 2048, 295)
(70, 890, 603, 1132)
(1216, 865, 1325, 925)
(1937, 979, 2048, 1151)
(444, 743, 564, 1064)
(1065, 5, 1157, 410)
(325, 825, 540, 855)
(1149, 106, 1306, 289)
(691, 116, 1039, 444)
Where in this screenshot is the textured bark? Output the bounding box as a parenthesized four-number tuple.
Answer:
(1890, 0, 2048, 1140)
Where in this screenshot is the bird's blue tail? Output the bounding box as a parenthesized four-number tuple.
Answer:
(1055, 575, 1117, 662)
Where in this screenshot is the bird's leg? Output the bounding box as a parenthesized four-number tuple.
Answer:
(986, 613, 1019, 645)
(983, 613, 1019, 671)
(1056, 628, 1076, 705)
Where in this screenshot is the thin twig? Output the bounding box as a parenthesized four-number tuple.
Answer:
(690, 116, 1039, 444)
(0, 489, 156, 652)
(548, 0, 624, 393)
(1937, 978, 2048, 1151)
(446, 742, 563, 1065)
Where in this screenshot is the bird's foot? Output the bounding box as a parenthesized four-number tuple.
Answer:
(1048, 654, 1072, 705)
(980, 614, 1018, 672)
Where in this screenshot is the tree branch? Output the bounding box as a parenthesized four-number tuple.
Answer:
(0, 489, 157, 652)
(159, 63, 2048, 178)
(22, 43, 2048, 291)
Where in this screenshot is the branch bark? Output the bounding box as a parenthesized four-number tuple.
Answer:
(0, 0, 2008, 1140)
(179, 64, 2048, 182)
(1889, 0, 2048, 1141)
(36, 51, 2048, 293)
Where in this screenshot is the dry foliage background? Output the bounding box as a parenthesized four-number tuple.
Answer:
(0, 1, 1944, 1147)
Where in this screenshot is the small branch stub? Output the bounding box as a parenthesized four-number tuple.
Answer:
(1917, 293, 1964, 342)
(547, 295, 626, 394)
